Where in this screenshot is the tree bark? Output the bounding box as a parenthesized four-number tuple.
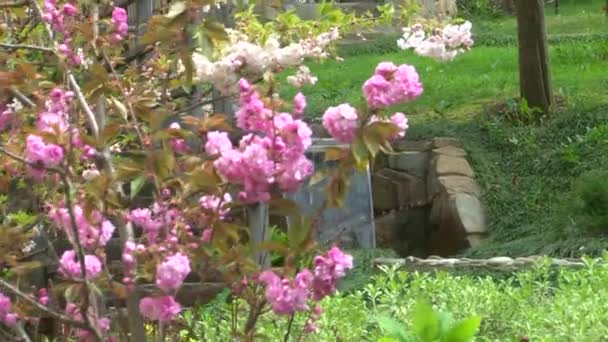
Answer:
(515, 0, 553, 114)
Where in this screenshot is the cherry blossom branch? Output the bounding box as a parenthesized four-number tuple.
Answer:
(0, 146, 63, 174)
(0, 0, 27, 8)
(0, 43, 53, 53)
(67, 73, 100, 138)
(9, 87, 35, 108)
(0, 278, 94, 332)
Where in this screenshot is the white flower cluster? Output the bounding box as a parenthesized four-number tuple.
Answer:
(397, 21, 473, 62)
(287, 65, 317, 88)
(192, 28, 340, 94)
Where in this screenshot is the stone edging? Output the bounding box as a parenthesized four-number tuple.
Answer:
(373, 256, 604, 272)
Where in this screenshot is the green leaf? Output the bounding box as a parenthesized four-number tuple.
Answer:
(413, 300, 440, 342)
(325, 147, 347, 161)
(129, 176, 146, 200)
(352, 136, 369, 165)
(268, 198, 299, 217)
(376, 316, 409, 342)
(152, 149, 175, 180)
(287, 215, 311, 249)
(378, 337, 400, 342)
(110, 97, 129, 122)
(441, 316, 481, 342)
(166, 1, 186, 19)
(309, 169, 328, 186)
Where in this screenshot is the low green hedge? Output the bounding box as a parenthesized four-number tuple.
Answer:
(336, 32, 608, 57)
(179, 255, 608, 341)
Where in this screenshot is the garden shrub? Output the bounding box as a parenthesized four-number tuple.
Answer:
(181, 257, 608, 340)
(570, 170, 608, 232)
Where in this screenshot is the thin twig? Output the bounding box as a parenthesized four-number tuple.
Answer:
(0, 0, 27, 8)
(0, 146, 62, 174)
(174, 94, 231, 116)
(0, 43, 53, 53)
(0, 278, 93, 331)
(9, 87, 36, 108)
(283, 314, 295, 342)
(67, 73, 100, 137)
(13, 322, 32, 342)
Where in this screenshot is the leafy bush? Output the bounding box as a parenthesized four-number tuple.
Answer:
(181, 257, 608, 340)
(456, 0, 503, 17)
(570, 170, 608, 232)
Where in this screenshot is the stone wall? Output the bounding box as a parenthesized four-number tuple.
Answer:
(373, 255, 601, 272)
(372, 137, 487, 257)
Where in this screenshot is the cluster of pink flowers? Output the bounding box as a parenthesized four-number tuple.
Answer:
(135, 253, 190, 322)
(59, 250, 103, 279)
(198, 192, 233, 242)
(210, 79, 313, 202)
(310, 246, 353, 300)
(192, 28, 340, 94)
(65, 303, 111, 341)
(0, 293, 18, 327)
(26, 88, 96, 179)
(168, 123, 189, 154)
(397, 21, 474, 62)
(48, 203, 115, 250)
(25, 135, 64, 179)
(155, 252, 191, 293)
(121, 240, 144, 286)
(42, 0, 83, 65)
(259, 270, 312, 315)
(0, 98, 22, 131)
(258, 246, 353, 317)
(138, 296, 181, 322)
(110, 7, 128, 43)
(363, 62, 423, 109)
(38, 288, 49, 306)
(127, 202, 184, 248)
(322, 103, 359, 143)
(287, 66, 318, 88)
(293, 93, 307, 118)
(37, 88, 72, 133)
(369, 112, 409, 140)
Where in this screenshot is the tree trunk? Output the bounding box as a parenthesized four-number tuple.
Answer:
(515, 0, 553, 114)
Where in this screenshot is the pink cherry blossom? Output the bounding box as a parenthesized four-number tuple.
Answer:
(48, 204, 115, 250)
(59, 250, 103, 279)
(127, 208, 163, 243)
(259, 270, 311, 315)
(311, 246, 353, 300)
(293, 92, 307, 118)
(156, 253, 191, 293)
(205, 131, 232, 156)
(0, 293, 18, 327)
(363, 62, 423, 109)
(397, 21, 473, 62)
(25, 135, 64, 179)
(110, 7, 128, 42)
(65, 303, 111, 341)
(322, 103, 359, 143)
(139, 296, 181, 322)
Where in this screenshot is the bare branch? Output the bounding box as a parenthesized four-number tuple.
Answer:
(0, 43, 53, 53)
(0, 278, 94, 332)
(0, 146, 63, 175)
(9, 87, 36, 108)
(0, 0, 27, 8)
(67, 73, 100, 138)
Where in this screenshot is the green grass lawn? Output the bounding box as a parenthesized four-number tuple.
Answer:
(473, 0, 608, 37)
(280, 12, 608, 257)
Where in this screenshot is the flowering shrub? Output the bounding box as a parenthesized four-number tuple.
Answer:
(0, 0, 469, 340)
(397, 21, 474, 62)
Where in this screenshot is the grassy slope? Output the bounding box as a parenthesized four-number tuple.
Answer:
(474, 0, 607, 37)
(281, 3, 608, 257)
